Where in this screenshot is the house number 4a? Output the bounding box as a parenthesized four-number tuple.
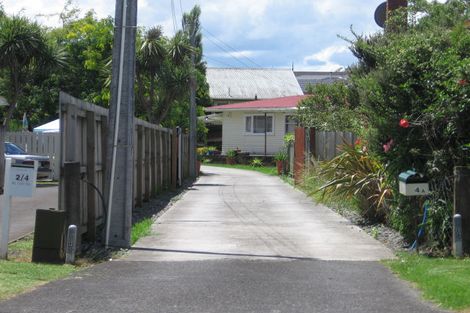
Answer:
(16, 174, 29, 182)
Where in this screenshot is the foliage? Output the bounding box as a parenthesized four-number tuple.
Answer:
(348, 0, 469, 247)
(297, 82, 361, 132)
(314, 144, 393, 221)
(0, 14, 65, 126)
(226, 149, 237, 158)
(0, 237, 75, 301)
(274, 149, 288, 161)
(205, 163, 277, 176)
(250, 158, 263, 167)
(131, 218, 153, 245)
(196, 146, 217, 160)
(283, 133, 295, 146)
(384, 254, 470, 311)
(297, 0, 469, 248)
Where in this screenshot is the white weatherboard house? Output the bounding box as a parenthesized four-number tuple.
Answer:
(204, 68, 304, 148)
(205, 95, 307, 155)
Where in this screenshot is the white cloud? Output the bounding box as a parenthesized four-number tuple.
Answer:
(302, 45, 350, 71)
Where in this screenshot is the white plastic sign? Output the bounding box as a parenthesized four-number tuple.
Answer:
(8, 164, 37, 197)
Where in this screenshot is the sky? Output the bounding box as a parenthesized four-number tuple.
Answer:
(1, 0, 388, 71)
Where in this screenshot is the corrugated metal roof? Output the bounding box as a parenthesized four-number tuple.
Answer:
(207, 68, 304, 100)
(205, 95, 307, 112)
(294, 71, 348, 93)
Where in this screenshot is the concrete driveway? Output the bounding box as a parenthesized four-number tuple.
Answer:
(0, 186, 58, 242)
(129, 166, 394, 261)
(0, 167, 447, 313)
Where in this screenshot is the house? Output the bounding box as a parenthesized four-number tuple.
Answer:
(294, 71, 348, 93)
(205, 68, 304, 148)
(205, 95, 307, 156)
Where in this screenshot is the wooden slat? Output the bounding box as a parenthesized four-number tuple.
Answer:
(144, 127, 150, 201)
(86, 111, 97, 241)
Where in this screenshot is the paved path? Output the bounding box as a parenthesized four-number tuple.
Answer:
(129, 166, 393, 261)
(0, 167, 446, 313)
(0, 186, 58, 242)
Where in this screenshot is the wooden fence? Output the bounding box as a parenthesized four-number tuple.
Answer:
(5, 131, 60, 180)
(292, 127, 356, 183)
(59, 92, 190, 241)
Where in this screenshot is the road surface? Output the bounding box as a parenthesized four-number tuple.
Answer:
(0, 186, 58, 242)
(0, 167, 446, 313)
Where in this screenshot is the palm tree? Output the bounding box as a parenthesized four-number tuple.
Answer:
(0, 15, 65, 127)
(136, 27, 192, 124)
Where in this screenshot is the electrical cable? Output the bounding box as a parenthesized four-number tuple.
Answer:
(201, 26, 263, 68)
(80, 174, 108, 245)
(202, 31, 252, 68)
(409, 202, 429, 251)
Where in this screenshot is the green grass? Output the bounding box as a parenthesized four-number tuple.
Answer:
(204, 163, 277, 176)
(0, 237, 75, 301)
(131, 218, 154, 245)
(384, 254, 470, 311)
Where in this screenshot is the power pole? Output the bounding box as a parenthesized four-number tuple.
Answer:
(104, 0, 138, 248)
(188, 23, 197, 178)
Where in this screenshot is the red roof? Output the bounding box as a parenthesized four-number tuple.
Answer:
(205, 95, 308, 112)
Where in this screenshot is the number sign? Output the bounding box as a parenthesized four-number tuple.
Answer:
(8, 164, 37, 197)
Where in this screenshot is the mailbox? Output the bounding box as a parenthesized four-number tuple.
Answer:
(399, 170, 430, 196)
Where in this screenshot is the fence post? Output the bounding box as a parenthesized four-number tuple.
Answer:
(150, 129, 156, 197)
(171, 128, 178, 191)
(294, 127, 306, 185)
(454, 166, 470, 254)
(63, 162, 81, 251)
(144, 127, 150, 201)
(0, 126, 4, 194)
(156, 130, 162, 192)
(309, 128, 316, 159)
(136, 125, 143, 207)
(86, 111, 97, 241)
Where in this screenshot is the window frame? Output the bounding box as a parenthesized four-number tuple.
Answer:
(285, 115, 298, 134)
(244, 114, 275, 136)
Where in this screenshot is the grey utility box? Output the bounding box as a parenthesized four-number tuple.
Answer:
(398, 170, 430, 196)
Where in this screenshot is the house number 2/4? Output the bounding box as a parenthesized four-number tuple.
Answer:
(16, 174, 29, 182)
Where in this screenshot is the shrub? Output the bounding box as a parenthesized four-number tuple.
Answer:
(274, 150, 288, 161)
(250, 158, 263, 167)
(226, 149, 237, 158)
(315, 144, 393, 221)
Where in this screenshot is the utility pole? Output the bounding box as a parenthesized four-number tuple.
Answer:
(104, 0, 138, 248)
(188, 22, 197, 178)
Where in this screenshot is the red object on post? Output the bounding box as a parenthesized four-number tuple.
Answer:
(387, 0, 407, 12)
(294, 127, 306, 185)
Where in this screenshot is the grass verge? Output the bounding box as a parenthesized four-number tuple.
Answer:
(131, 218, 154, 245)
(0, 237, 75, 301)
(384, 254, 470, 311)
(203, 163, 277, 176)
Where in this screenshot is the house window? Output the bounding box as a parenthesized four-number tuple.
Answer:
(245, 115, 273, 134)
(285, 115, 297, 133)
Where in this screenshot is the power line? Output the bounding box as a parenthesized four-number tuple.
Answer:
(201, 26, 263, 68)
(202, 54, 236, 68)
(170, 0, 178, 32)
(202, 31, 252, 68)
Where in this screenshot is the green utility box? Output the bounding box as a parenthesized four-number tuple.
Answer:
(32, 209, 66, 263)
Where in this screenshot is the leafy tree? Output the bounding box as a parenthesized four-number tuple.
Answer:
(0, 15, 65, 127)
(298, 0, 470, 247)
(135, 5, 211, 139)
(52, 11, 114, 106)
